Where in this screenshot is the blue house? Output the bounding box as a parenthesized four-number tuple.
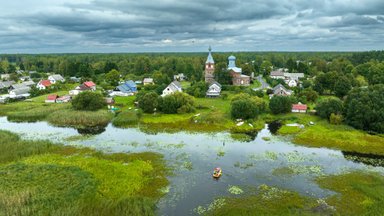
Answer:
(115, 80, 137, 94)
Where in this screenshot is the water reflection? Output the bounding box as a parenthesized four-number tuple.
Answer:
(268, 121, 282, 134)
(342, 151, 384, 167)
(77, 126, 106, 135)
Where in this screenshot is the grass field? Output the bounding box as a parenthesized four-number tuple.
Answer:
(0, 130, 169, 216)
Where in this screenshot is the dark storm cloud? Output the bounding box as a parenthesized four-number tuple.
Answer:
(0, 0, 383, 53)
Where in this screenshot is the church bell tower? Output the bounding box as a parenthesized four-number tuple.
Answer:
(204, 46, 215, 83)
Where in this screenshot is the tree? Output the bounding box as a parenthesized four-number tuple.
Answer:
(344, 84, 384, 133)
(105, 69, 121, 86)
(241, 64, 255, 76)
(269, 96, 294, 114)
(260, 60, 272, 76)
(230, 93, 267, 119)
(298, 88, 319, 103)
(138, 92, 159, 113)
(158, 92, 195, 114)
(215, 62, 232, 85)
(186, 81, 208, 98)
(72, 91, 106, 111)
(334, 76, 352, 98)
(315, 97, 343, 120)
(286, 58, 296, 72)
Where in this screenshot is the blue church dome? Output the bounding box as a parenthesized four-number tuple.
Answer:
(228, 55, 236, 60)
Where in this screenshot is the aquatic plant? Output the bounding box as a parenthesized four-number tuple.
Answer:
(265, 151, 278, 160)
(228, 185, 244, 195)
(194, 198, 226, 215)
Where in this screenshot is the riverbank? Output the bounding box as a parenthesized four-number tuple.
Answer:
(194, 171, 384, 215)
(0, 130, 169, 215)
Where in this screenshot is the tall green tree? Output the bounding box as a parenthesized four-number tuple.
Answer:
(105, 69, 121, 86)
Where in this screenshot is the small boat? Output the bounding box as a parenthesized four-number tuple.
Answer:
(212, 167, 222, 178)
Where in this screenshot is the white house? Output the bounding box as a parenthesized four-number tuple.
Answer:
(206, 81, 221, 97)
(287, 79, 298, 87)
(48, 74, 65, 84)
(162, 81, 182, 97)
(270, 70, 285, 79)
(36, 80, 52, 90)
(272, 84, 292, 97)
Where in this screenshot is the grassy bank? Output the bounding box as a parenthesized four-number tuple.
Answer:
(47, 109, 114, 128)
(0, 130, 169, 216)
(7, 104, 70, 122)
(292, 117, 384, 155)
(196, 171, 384, 216)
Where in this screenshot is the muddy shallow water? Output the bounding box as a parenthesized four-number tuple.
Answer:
(0, 117, 383, 215)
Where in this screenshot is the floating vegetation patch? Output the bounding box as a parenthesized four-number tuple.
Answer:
(183, 161, 193, 171)
(258, 184, 288, 200)
(228, 185, 244, 195)
(234, 161, 254, 169)
(265, 151, 278, 161)
(262, 137, 271, 141)
(217, 148, 225, 157)
(272, 165, 324, 176)
(281, 151, 315, 163)
(65, 134, 93, 142)
(194, 198, 226, 215)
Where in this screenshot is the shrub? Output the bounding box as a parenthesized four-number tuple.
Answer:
(72, 91, 106, 111)
(158, 92, 195, 114)
(230, 93, 267, 119)
(316, 97, 344, 120)
(329, 113, 343, 125)
(137, 92, 159, 113)
(269, 96, 294, 114)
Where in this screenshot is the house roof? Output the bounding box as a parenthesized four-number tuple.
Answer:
(11, 87, 30, 95)
(143, 78, 153, 83)
(209, 81, 222, 88)
(284, 73, 304, 79)
(273, 84, 288, 91)
(84, 81, 96, 87)
(47, 94, 58, 100)
(50, 74, 65, 81)
(228, 67, 242, 73)
(271, 70, 285, 76)
(57, 95, 71, 101)
(23, 80, 35, 86)
(0, 81, 15, 88)
(292, 104, 307, 110)
(126, 80, 137, 88)
(171, 81, 182, 89)
(39, 80, 52, 87)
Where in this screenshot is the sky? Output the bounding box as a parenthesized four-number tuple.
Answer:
(0, 0, 383, 53)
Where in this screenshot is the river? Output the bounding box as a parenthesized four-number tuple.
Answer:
(0, 117, 382, 215)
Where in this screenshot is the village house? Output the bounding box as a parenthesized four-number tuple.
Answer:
(270, 70, 285, 79)
(45, 94, 58, 103)
(204, 46, 215, 83)
(19, 76, 31, 82)
(48, 74, 65, 84)
(110, 80, 137, 96)
(206, 81, 221, 97)
(143, 78, 154, 85)
(69, 77, 81, 83)
(1, 74, 10, 81)
(0, 81, 15, 89)
(36, 80, 52, 90)
(69, 81, 96, 96)
(9, 87, 31, 98)
(56, 95, 72, 103)
(227, 55, 250, 86)
(9, 81, 35, 90)
(174, 73, 186, 81)
(162, 81, 182, 97)
(292, 103, 307, 113)
(271, 84, 292, 97)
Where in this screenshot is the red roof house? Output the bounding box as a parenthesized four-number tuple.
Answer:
(37, 80, 52, 90)
(292, 103, 307, 113)
(45, 94, 58, 103)
(83, 81, 96, 91)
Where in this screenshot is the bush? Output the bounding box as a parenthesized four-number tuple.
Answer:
(72, 91, 106, 111)
(316, 97, 344, 120)
(137, 92, 159, 113)
(269, 96, 294, 114)
(186, 81, 208, 98)
(158, 92, 195, 114)
(345, 84, 384, 133)
(329, 113, 343, 125)
(230, 93, 267, 120)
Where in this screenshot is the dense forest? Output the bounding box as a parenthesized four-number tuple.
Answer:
(1, 50, 383, 134)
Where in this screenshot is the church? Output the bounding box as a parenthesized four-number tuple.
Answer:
(204, 47, 250, 86)
(227, 55, 250, 86)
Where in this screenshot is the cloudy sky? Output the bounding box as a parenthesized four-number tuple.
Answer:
(0, 0, 383, 53)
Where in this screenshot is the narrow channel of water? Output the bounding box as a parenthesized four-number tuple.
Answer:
(0, 117, 383, 215)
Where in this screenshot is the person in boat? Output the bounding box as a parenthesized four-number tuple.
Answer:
(213, 167, 222, 177)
